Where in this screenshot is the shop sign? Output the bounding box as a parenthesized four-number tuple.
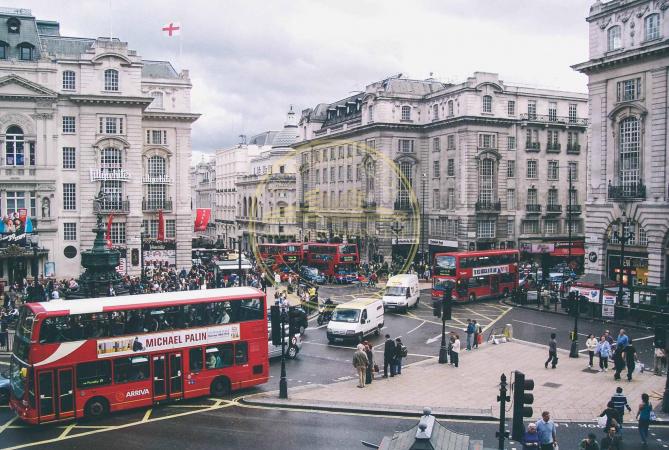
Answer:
(554, 241, 584, 248)
(428, 239, 458, 247)
(395, 238, 418, 244)
(44, 262, 55, 278)
(520, 243, 554, 254)
(570, 286, 600, 303)
(89, 168, 131, 182)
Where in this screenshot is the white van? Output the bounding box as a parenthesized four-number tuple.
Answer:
(382, 274, 420, 312)
(326, 298, 384, 344)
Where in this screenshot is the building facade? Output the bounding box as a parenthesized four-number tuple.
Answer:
(236, 109, 300, 251)
(574, 0, 669, 287)
(295, 72, 588, 269)
(191, 158, 216, 244)
(0, 8, 197, 283)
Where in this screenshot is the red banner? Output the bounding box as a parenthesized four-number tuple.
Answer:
(18, 208, 27, 224)
(194, 208, 211, 231)
(158, 209, 165, 241)
(106, 214, 114, 248)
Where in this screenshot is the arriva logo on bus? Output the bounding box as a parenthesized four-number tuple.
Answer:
(126, 388, 149, 398)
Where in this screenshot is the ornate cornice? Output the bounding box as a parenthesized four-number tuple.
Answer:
(142, 111, 201, 123)
(68, 95, 153, 107)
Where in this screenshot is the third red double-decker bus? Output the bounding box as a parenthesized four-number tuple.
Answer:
(305, 243, 359, 283)
(432, 249, 519, 303)
(257, 243, 304, 269)
(9, 287, 267, 424)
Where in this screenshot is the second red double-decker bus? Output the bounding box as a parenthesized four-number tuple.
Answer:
(305, 243, 359, 282)
(432, 249, 519, 303)
(9, 287, 268, 424)
(257, 243, 303, 269)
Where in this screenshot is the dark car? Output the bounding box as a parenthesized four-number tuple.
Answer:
(299, 266, 326, 284)
(0, 370, 9, 404)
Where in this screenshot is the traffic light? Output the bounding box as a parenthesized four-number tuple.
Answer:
(511, 371, 534, 442)
(443, 288, 452, 321)
(432, 298, 442, 318)
(270, 305, 281, 346)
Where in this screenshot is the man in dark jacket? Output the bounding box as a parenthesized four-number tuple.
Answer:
(383, 334, 396, 378)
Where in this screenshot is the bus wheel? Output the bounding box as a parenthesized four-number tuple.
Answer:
(85, 397, 109, 420)
(211, 377, 230, 397)
(468, 293, 476, 302)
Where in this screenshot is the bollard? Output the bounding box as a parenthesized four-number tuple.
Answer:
(504, 323, 513, 340)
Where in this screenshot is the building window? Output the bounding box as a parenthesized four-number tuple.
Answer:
(526, 129, 539, 148)
(368, 105, 374, 122)
(526, 160, 537, 179)
(507, 189, 516, 210)
(547, 160, 559, 180)
(567, 220, 582, 234)
(433, 137, 440, 152)
(545, 220, 559, 235)
(433, 160, 440, 178)
(568, 161, 578, 181)
(0, 43, 6, 60)
(330, 148, 335, 160)
(608, 26, 622, 51)
(401, 105, 411, 121)
(638, 227, 648, 246)
(482, 95, 492, 113)
(149, 91, 163, 109)
(101, 147, 122, 169)
(507, 160, 515, 178)
(507, 100, 515, 116)
(507, 136, 516, 150)
(63, 147, 76, 169)
(338, 166, 343, 181)
(616, 78, 642, 102)
(346, 165, 352, 181)
(146, 129, 167, 145)
(104, 69, 119, 91)
(645, 14, 660, 41)
(110, 222, 126, 244)
(619, 117, 641, 192)
(447, 188, 455, 210)
(527, 188, 538, 205)
(547, 188, 559, 205)
(330, 167, 335, 183)
(447, 135, 455, 150)
(347, 145, 352, 157)
(527, 100, 537, 119)
(568, 104, 577, 123)
(477, 220, 496, 238)
(148, 155, 166, 177)
(478, 159, 495, 204)
(433, 189, 440, 209)
(548, 102, 557, 122)
(99, 117, 124, 135)
(398, 139, 414, 153)
(166, 219, 176, 239)
(338, 146, 344, 159)
(62, 116, 76, 133)
(62, 71, 76, 90)
(18, 43, 34, 60)
(6, 191, 25, 215)
(507, 218, 514, 236)
(6, 18, 19, 34)
(447, 159, 455, 176)
(432, 104, 439, 120)
(323, 169, 328, 183)
(397, 161, 414, 207)
(63, 223, 77, 241)
(5, 125, 24, 166)
(478, 134, 496, 149)
(147, 184, 165, 209)
(569, 188, 578, 206)
(63, 183, 76, 210)
(523, 220, 540, 234)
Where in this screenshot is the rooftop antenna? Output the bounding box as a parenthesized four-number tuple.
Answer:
(239, 134, 247, 145)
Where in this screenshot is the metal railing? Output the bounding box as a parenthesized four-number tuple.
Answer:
(566, 144, 581, 154)
(361, 200, 377, 209)
(525, 142, 540, 152)
(526, 204, 542, 213)
(608, 182, 646, 201)
(475, 200, 501, 212)
(94, 199, 130, 213)
(546, 143, 561, 153)
(519, 113, 588, 126)
(567, 204, 582, 214)
(142, 199, 173, 211)
(394, 200, 413, 211)
(545, 204, 562, 213)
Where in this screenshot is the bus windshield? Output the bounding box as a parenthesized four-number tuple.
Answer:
(385, 286, 407, 297)
(331, 309, 360, 323)
(434, 256, 456, 276)
(339, 245, 357, 254)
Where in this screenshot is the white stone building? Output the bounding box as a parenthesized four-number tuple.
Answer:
(295, 72, 588, 269)
(191, 157, 216, 243)
(574, 0, 669, 287)
(0, 8, 197, 283)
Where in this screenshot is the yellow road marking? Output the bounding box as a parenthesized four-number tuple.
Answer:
(460, 308, 494, 322)
(482, 305, 513, 333)
(141, 408, 152, 422)
(0, 416, 17, 434)
(57, 423, 76, 440)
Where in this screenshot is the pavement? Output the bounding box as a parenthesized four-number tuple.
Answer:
(243, 338, 668, 423)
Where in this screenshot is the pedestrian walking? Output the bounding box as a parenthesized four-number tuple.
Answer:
(611, 386, 631, 432)
(616, 329, 629, 350)
(383, 334, 396, 378)
(535, 411, 558, 450)
(544, 333, 558, 369)
(580, 432, 600, 449)
(586, 334, 598, 369)
(654, 346, 667, 376)
(612, 345, 625, 381)
(473, 320, 481, 349)
(363, 341, 374, 385)
(600, 426, 623, 450)
(451, 334, 461, 368)
(598, 400, 621, 432)
(597, 335, 611, 372)
(636, 392, 654, 447)
(624, 338, 638, 382)
(352, 343, 369, 388)
(522, 422, 540, 449)
(465, 319, 474, 351)
(394, 337, 406, 375)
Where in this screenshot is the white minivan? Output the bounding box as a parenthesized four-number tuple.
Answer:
(382, 274, 420, 312)
(326, 298, 384, 344)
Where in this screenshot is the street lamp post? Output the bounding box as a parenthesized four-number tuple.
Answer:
(612, 211, 634, 307)
(390, 221, 404, 268)
(569, 292, 580, 358)
(140, 225, 147, 287)
(438, 288, 450, 364)
(279, 306, 288, 399)
(421, 172, 427, 265)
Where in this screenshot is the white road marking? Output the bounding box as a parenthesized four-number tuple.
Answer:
(407, 321, 426, 334)
(426, 334, 442, 344)
(512, 319, 556, 330)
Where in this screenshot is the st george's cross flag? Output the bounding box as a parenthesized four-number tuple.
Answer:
(162, 22, 181, 37)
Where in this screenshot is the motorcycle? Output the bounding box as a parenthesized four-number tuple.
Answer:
(316, 300, 334, 326)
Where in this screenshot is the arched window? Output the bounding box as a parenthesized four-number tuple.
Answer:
(62, 71, 76, 90)
(401, 105, 411, 121)
(482, 95, 493, 113)
(243, 197, 248, 217)
(149, 91, 164, 109)
(478, 158, 496, 204)
(619, 117, 641, 195)
(608, 26, 622, 51)
(17, 42, 34, 61)
(5, 125, 24, 166)
(645, 14, 660, 41)
(447, 100, 454, 117)
(147, 155, 166, 177)
(104, 69, 119, 91)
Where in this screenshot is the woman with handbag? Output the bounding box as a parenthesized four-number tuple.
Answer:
(636, 392, 654, 446)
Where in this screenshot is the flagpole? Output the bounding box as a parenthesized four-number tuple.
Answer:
(178, 29, 183, 68)
(109, 0, 113, 40)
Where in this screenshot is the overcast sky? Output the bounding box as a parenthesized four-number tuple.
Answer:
(20, 0, 592, 163)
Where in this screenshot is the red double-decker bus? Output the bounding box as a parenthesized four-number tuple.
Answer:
(431, 249, 519, 303)
(9, 287, 268, 424)
(257, 243, 304, 269)
(305, 243, 359, 282)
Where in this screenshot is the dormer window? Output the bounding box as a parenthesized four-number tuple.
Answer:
(104, 69, 119, 91)
(608, 26, 622, 51)
(401, 105, 411, 121)
(17, 43, 34, 61)
(7, 17, 20, 34)
(149, 91, 164, 109)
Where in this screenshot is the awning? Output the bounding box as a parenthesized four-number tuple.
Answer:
(550, 247, 585, 257)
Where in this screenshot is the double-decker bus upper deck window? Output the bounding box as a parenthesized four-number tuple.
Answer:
(76, 360, 111, 388)
(16, 307, 35, 340)
(285, 245, 300, 253)
(339, 245, 356, 254)
(434, 255, 456, 276)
